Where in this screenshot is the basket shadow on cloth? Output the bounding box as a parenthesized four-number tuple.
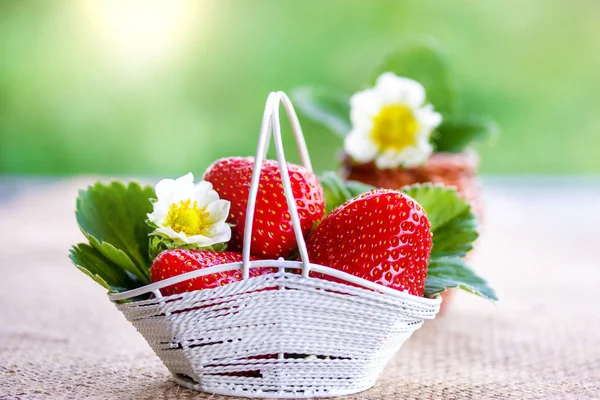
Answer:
(109, 92, 441, 398)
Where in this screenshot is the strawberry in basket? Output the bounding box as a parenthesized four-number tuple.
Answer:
(313, 174, 497, 299)
(150, 249, 272, 296)
(69, 171, 496, 300)
(204, 157, 325, 259)
(308, 189, 431, 296)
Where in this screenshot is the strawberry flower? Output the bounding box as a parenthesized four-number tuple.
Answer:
(344, 72, 442, 169)
(147, 173, 231, 247)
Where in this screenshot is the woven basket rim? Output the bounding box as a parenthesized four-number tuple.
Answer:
(108, 259, 441, 306)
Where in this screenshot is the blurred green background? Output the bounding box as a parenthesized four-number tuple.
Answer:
(1, 0, 599, 176)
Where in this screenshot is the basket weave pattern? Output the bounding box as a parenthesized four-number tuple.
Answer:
(116, 272, 438, 398)
(109, 92, 441, 398)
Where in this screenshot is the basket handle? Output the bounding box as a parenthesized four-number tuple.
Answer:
(242, 91, 313, 279)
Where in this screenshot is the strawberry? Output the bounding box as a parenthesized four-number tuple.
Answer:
(203, 157, 325, 259)
(150, 249, 272, 296)
(306, 189, 432, 296)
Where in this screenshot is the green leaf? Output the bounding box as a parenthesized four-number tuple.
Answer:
(434, 115, 500, 153)
(69, 244, 141, 292)
(319, 171, 375, 214)
(345, 180, 376, 198)
(374, 40, 457, 114)
(400, 183, 468, 231)
(75, 181, 155, 283)
(424, 257, 497, 300)
(86, 235, 146, 280)
(320, 172, 352, 214)
(291, 86, 352, 138)
(429, 208, 478, 259)
(402, 183, 478, 259)
(400, 183, 494, 299)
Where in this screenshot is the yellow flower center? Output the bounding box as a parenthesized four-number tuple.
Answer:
(164, 199, 210, 236)
(370, 105, 420, 152)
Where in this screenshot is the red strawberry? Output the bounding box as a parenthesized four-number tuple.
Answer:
(150, 249, 272, 296)
(203, 157, 325, 259)
(306, 189, 432, 296)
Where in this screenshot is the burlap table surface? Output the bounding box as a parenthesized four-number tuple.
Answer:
(0, 178, 598, 400)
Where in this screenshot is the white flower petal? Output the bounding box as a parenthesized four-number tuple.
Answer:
(399, 145, 432, 168)
(156, 227, 222, 247)
(374, 143, 432, 169)
(205, 199, 231, 224)
(194, 181, 219, 208)
(374, 72, 405, 105)
(344, 131, 378, 163)
(154, 178, 177, 202)
(350, 89, 379, 129)
(375, 72, 426, 107)
(154, 226, 190, 243)
(176, 172, 195, 185)
(185, 234, 219, 246)
(185, 222, 231, 246)
(147, 206, 168, 226)
(204, 223, 232, 244)
(374, 150, 403, 169)
(415, 104, 442, 129)
(155, 173, 196, 205)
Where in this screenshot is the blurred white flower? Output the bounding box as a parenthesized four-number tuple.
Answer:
(344, 72, 442, 169)
(147, 173, 231, 247)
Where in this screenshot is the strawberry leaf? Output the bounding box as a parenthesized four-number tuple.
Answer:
(434, 115, 500, 153)
(400, 183, 471, 232)
(424, 257, 497, 300)
(85, 235, 148, 282)
(319, 172, 375, 214)
(345, 180, 376, 198)
(75, 181, 155, 284)
(69, 244, 142, 292)
(402, 183, 478, 259)
(429, 207, 478, 259)
(291, 86, 352, 138)
(402, 183, 494, 299)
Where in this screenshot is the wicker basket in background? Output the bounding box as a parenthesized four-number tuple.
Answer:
(341, 151, 482, 218)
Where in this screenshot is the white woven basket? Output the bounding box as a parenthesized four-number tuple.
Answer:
(109, 92, 441, 398)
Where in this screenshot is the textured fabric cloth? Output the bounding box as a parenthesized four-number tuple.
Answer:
(0, 178, 599, 400)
